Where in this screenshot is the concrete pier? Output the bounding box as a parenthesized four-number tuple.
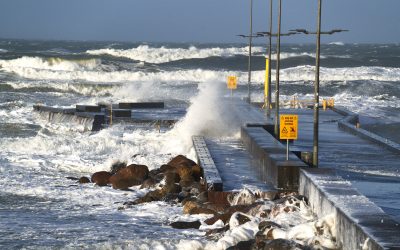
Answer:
(193, 98, 400, 249)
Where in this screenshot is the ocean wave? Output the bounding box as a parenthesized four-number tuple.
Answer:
(4, 81, 117, 96)
(86, 45, 353, 63)
(328, 41, 345, 46)
(0, 48, 8, 53)
(0, 56, 101, 72)
(86, 45, 264, 63)
(2, 56, 400, 84)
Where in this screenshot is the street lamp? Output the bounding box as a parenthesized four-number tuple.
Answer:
(291, 1, 348, 167)
(274, 0, 282, 138)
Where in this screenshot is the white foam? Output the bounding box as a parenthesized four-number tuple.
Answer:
(0, 56, 101, 72)
(87, 45, 264, 63)
(2, 57, 400, 84)
(329, 41, 345, 46)
(0, 48, 7, 53)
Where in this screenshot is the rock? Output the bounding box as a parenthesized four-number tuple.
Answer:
(183, 201, 215, 215)
(181, 197, 198, 206)
(79, 177, 90, 184)
(164, 172, 180, 185)
(258, 220, 283, 231)
(110, 161, 127, 174)
(162, 183, 182, 194)
(110, 164, 149, 189)
(140, 178, 157, 189)
(204, 204, 259, 226)
(175, 164, 193, 179)
(66, 177, 79, 181)
(148, 169, 164, 182)
(227, 240, 257, 250)
(230, 212, 251, 227)
(205, 225, 229, 238)
(170, 220, 201, 229)
(178, 191, 190, 202)
(262, 239, 306, 250)
(163, 193, 179, 202)
(91, 171, 112, 186)
(131, 189, 165, 204)
(183, 201, 199, 214)
(179, 177, 196, 188)
(191, 164, 203, 181)
(196, 191, 208, 203)
(167, 155, 196, 168)
(204, 213, 232, 225)
(159, 164, 176, 173)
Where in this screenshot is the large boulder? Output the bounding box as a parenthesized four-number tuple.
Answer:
(162, 183, 182, 194)
(170, 220, 201, 229)
(110, 164, 149, 190)
(91, 171, 112, 186)
(110, 161, 127, 175)
(191, 164, 203, 181)
(164, 171, 181, 185)
(79, 177, 90, 184)
(167, 155, 196, 169)
(183, 201, 216, 215)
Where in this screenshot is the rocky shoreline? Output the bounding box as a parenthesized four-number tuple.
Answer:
(70, 155, 338, 250)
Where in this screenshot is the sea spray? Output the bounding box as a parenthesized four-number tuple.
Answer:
(167, 81, 240, 151)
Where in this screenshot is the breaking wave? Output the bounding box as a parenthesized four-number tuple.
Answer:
(1, 57, 400, 85)
(86, 45, 264, 63)
(0, 56, 101, 72)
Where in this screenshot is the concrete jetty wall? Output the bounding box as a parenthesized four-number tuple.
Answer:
(333, 107, 400, 154)
(299, 168, 400, 250)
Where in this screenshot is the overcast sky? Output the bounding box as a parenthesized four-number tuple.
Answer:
(0, 0, 399, 44)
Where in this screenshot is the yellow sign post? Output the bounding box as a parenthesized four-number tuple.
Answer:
(264, 57, 270, 106)
(227, 76, 237, 97)
(280, 114, 298, 160)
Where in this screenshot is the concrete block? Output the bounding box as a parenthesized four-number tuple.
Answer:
(119, 102, 164, 109)
(76, 105, 102, 113)
(299, 168, 400, 250)
(192, 136, 223, 191)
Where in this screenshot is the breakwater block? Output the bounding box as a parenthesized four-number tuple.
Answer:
(33, 105, 75, 114)
(106, 109, 131, 118)
(299, 168, 400, 249)
(119, 102, 164, 109)
(241, 126, 308, 191)
(76, 105, 102, 113)
(192, 136, 223, 192)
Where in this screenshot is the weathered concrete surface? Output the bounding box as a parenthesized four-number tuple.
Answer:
(192, 136, 223, 192)
(333, 107, 400, 155)
(33, 103, 185, 130)
(241, 126, 308, 191)
(118, 102, 164, 109)
(299, 168, 400, 250)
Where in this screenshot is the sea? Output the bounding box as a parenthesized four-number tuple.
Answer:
(0, 39, 399, 249)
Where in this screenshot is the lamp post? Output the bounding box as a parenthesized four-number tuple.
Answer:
(291, 1, 348, 167)
(248, 0, 254, 103)
(275, 0, 282, 137)
(267, 0, 273, 116)
(256, 29, 299, 119)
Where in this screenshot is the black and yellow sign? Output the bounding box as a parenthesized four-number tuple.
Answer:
(227, 76, 237, 90)
(280, 114, 298, 140)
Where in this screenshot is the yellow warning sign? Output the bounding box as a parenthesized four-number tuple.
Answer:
(280, 114, 298, 140)
(227, 76, 237, 90)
